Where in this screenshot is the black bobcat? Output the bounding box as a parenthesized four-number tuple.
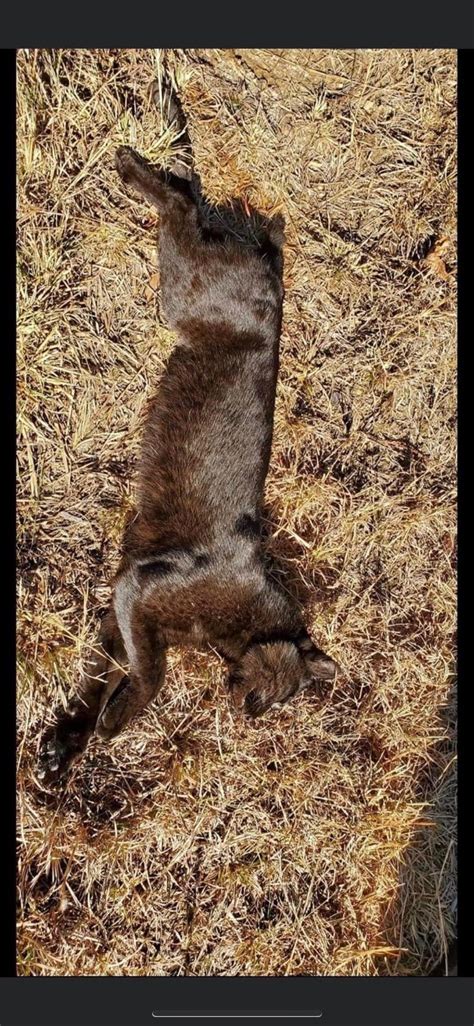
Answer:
(38, 78, 337, 786)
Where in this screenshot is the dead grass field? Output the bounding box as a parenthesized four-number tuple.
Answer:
(17, 48, 457, 977)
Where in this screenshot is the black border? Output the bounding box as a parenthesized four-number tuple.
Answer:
(0, 977, 473, 1026)
(1, 1, 474, 47)
(5, 39, 473, 1026)
(2, 46, 17, 983)
(456, 49, 470, 983)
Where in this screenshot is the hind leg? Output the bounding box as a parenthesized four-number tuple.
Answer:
(38, 607, 126, 785)
(115, 146, 195, 217)
(96, 636, 166, 741)
(115, 145, 202, 332)
(115, 142, 201, 297)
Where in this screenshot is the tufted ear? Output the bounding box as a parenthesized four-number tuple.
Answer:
(298, 635, 338, 681)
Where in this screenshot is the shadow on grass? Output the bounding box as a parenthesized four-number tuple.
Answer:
(382, 677, 457, 977)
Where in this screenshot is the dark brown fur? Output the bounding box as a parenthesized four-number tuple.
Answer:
(38, 79, 337, 785)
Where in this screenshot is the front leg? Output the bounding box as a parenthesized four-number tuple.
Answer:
(38, 606, 126, 786)
(95, 646, 166, 741)
(96, 572, 167, 740)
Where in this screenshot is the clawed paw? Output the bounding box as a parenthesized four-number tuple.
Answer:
(37, 705, 94, 786)
(37, 726, 81, 787)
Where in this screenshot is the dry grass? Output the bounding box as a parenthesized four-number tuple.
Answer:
(17, 48, 457, 977)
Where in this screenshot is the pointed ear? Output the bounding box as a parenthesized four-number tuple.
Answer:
(298, 636, 338, 681)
